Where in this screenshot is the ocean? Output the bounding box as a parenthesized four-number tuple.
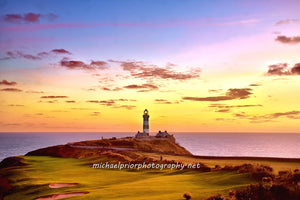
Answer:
(0, 132, 299, 161)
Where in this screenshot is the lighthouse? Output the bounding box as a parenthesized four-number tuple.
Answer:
(135, 109, 150, 138)
(143, 109, 149, 135)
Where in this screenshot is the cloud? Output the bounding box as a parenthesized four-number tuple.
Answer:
(249, 83, 261, 87)
(71, 108, 94, 110)
(40, 96, 68, 98)
(0, 88, 22, 92)
(51, 49, 71, 54)
(266, 63, 289, 75)
(155, 99, 167, 102)
(154, 99, 179, 104)
(25, 90, 44, 94)
(86, 99, 136, 109)
(209, 104, 262, 109)
(86, 100, 115, 106)
(85, 88, 96, 91)
(267, 111, 300, 119)
(99, 100, 115, 106)
(114, 105, 136, 110)
(1, 49, 72, 60)
(46, 13, 58, 21)
(60, 58, 108, 70)
(2, 123, 21, 126)
(40, 100, 58, 103)
(86, 100, 101, 103)
(3, 12, 57, 24)
(265, 63, 300, 76)
(7, 104, 24, 107)
(90, 112, 100, 116)
(291, 63, 300, 75)
(65, 101, 76, 103)
(275, 19, 300, 25)
(1, 51, 40, 60)
(0, 80, 17, 85)
(215, 118, 235, 121)
(110, 60, 201, 80)
(4, 13, 41, 23)
(234, 113, 247, 118)
(210, 104, 262, 113)
(232, 110, 300, 122)
(251, 111, 300, 122)
(183, 88, 253, 102)
(208, 89, 223, 93)
(124, 84, 158, 90)
(51, 110, 68, 112)
(115, 99, 136, 101)
(0, 18, 259, 32)
(275, 35, 300, 44)
(216, 109, 231, 113)
(101, 87, 123, 91)
(217, 19, 259, 26)
(90, 61, 107, 66)
(123, 83, 159, 92)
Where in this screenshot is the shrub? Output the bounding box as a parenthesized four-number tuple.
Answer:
(206, 194, 224, 200)
(234, 183, 300, 200)
(183, 192, 192, 200)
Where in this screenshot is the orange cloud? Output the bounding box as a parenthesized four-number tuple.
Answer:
(0, 80, 17, 86)
(265, 63, 300, 76)
(183, 88, 253, 102)
(1, 88, 22, 92)
(40, 96, 68, 98)
(110, 60, 201, 80)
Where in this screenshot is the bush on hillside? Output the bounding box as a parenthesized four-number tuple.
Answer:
(183, 192, 192, 200)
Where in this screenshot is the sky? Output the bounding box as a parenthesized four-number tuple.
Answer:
(0, 0, 300, 133)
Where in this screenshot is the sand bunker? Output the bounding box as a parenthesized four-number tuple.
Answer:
(36, 192, 88, 200)
(49, 183, 78, 188)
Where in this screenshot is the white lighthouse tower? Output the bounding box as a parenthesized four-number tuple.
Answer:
(143, 109, 149, 135)
(135, 109, 150, 138)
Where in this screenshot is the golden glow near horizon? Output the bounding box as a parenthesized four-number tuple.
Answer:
(0, 1, 300, 133)
(1, 62, 300, 133)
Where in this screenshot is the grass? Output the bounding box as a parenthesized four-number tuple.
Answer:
(3, 156, 256, 200)
(142, 153, 300, 173)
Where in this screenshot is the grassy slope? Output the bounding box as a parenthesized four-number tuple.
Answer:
(3, 156, 256, 200)
(143, 153, 300, 173)
(26, 138, 192, 159)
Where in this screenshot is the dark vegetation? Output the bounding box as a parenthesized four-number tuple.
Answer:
(183, 192, 192, 200)
(206, 164, 300, 200)
(0, 157, 26, 168)
(0, 174, 13, 199)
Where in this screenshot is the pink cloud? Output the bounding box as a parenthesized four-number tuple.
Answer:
(1, 49, 72, 60)
(0, 18, 260, 32)
(3, 12, 58, 24)
(60, 58, 108, 70)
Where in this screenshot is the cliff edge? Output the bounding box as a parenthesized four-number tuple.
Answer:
(25, 137, 192, 159)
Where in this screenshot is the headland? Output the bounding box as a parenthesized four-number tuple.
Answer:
(1, 134, 300, 200)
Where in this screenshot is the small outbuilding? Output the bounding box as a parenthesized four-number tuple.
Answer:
(156, 130, 170, 138)
(156, 130, 175, 142)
